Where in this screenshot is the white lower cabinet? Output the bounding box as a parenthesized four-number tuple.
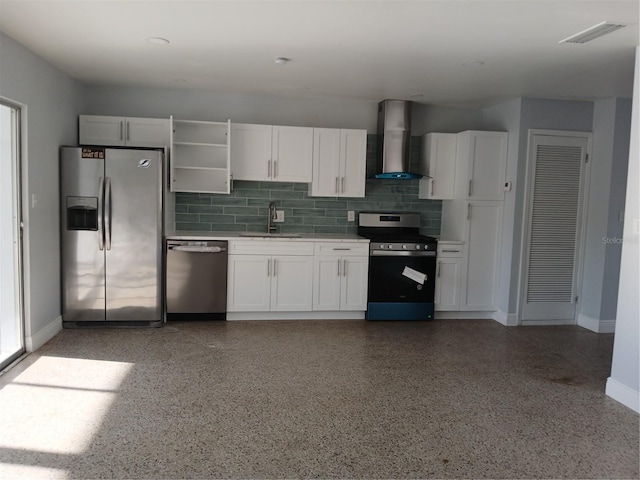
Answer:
(227, 241, 314, 312)
(313, 243, 369, 311)
(440, 200, 503, 311)
(435, 242, 464, 311)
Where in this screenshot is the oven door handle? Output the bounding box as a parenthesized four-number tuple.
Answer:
(370, 250, 436, 257)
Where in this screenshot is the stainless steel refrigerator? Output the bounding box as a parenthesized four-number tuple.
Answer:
(60, 146, 163, 327)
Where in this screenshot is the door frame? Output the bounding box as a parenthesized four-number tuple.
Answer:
(0, 97, 26, 369)
(517, 129, 593, 325)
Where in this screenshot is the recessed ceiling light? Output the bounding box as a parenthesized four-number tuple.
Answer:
(462, 60, 485, 67)
(146, 37, 170, 45)
(275, 57, 290, 65)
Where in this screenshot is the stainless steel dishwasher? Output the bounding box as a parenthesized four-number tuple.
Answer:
(166, 240, 228, 320)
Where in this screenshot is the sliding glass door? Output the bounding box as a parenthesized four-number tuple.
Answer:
(0, 100, 25, 370)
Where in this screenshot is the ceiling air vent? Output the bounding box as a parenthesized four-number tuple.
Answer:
(559, 21, 626, 44)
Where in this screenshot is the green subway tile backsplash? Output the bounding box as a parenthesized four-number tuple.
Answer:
(174, 135, 442, 235)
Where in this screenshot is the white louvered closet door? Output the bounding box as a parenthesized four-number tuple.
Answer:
(521, 133, 590, 322)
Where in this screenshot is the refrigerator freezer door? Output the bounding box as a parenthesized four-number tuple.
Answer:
(104, 149, 162, 321)
(60, 147, 106, 322)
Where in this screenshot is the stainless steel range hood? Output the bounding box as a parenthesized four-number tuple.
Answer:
(375, 99, 421, 179)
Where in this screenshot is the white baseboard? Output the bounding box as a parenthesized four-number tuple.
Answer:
(493, 310, 519, 326)
(227, 311, 366, 321)
(606, 377, 640, 413)
(25, 315, 62, 352)
(520, 318, 575, 326)
(434, 311, 495, 320)
(577, 313, 616, 333)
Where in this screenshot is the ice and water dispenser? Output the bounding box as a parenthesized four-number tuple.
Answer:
(66, 196, 98, 231)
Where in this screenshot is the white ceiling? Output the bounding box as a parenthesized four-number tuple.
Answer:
(1, 0, 638, 107)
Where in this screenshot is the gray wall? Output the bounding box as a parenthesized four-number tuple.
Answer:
(0, 32, 84, 344)
(85, 85, 378, 131)
(481, 98, 523, 316)
(581, 98, 632, 322)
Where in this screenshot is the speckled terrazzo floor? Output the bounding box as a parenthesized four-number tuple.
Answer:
(0, 320, 638, 479)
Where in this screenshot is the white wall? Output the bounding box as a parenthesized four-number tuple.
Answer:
(85, 86, 379, 131)
(606, 46, 640, 414)
(0, 32, 84, 349)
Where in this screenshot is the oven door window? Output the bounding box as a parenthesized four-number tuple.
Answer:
(368, 255, 436, 303)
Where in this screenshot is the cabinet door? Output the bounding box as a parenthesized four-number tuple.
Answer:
(313, 256, 342, 310)
(126, 117, 170, 147)
(341, 256, 369, 310)
(79, 115, 126, 146)
(461, 201, 503, 311)
(435, 258, 462, 311)
(311, 128, 342, 197)
(227, 255, 271, 311)
(340, 129, 367, 198)
(272, 126, 313, 183)
(421, 133, 457, 200)
(271, 256, 313, 311)
(464, 131, 508, 200)
(230, 123, 272, 181)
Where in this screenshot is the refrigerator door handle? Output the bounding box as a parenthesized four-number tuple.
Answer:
(105, 177, 112, 251)
(97, 176, 105, 251)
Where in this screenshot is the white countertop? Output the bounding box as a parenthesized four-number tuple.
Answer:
(166, 231, 369, 242)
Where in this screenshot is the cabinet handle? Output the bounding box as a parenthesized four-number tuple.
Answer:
(332, 248, 351, 251)
(268, 160, 272, 178)
(335, 177, 339, 194)
(230, 173, 234, 192)
(341, 177, 345, 193)
(343, 259, 347, 277)
(431, 178, 435, 196)
(274, 160, 278, 178)
(273, 258, 277, 277)
(267, 258, 271, 277)
(119, 121, 124, 141)
(441, 249, 460, 253)
(126, 121, 130, 141)
(467, 203, 471, 220)
(337, 259, 341, 277)
(437, 261, 441, 278)
(468, 180, 472, 197)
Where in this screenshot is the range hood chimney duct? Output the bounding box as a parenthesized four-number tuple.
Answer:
(375, 99, 420, 179)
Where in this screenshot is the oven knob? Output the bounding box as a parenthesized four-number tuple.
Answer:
(403, 244, 407, 249)
(415, 244, 421, 250)
(380, 244, 386, 249)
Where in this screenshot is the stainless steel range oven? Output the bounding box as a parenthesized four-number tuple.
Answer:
(358, 212, 437, 320)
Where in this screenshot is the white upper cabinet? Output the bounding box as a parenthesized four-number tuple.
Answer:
(170, 117, 231, 194)
(79, 115, 169, 147)
(310, 128, 367, 198)
(272, 126, 314, 182)
(418, 133, 457, 200)
(231, 123, 313, 183)
(455, 131, 508, 200)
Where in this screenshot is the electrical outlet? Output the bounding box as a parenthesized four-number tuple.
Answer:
(347, 210, 355, 222)
(274, 210, 285, 222)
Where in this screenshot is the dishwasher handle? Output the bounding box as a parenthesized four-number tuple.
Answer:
(168, 245, 227, 253)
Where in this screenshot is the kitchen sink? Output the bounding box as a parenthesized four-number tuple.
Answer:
(239, 232, 301, 238)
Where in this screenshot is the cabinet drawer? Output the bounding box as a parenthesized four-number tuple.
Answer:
(437, 244, 464, 258)
(314, 242, 369, 256)
(229, 240, 314, 256)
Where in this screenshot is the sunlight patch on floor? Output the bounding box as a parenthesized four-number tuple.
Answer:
(0, 356, 132, 457)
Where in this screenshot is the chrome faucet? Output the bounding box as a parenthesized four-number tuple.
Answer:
(267, 201, 277, 233)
